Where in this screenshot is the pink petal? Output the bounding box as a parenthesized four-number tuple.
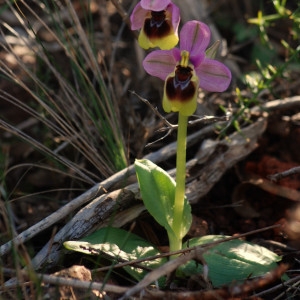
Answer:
(179, 21, 211, 58)
(143, 50, 177, 80)
(190, 52, 205, 68)
(141, 0, 171, 11)
(167, 3, 180, 34)
(172, 47, 181, 61)
(130, 3, 148, 30)
(196, 58, 232, 92)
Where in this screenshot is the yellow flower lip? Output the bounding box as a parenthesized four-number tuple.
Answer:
(165, 65, 195, 103)
(163, 62, 199, 116)
(162, 50, 198, 116)
(130, 1, 180, 50)
(139, 9, 179, 50)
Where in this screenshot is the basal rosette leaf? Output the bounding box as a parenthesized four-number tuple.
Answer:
(64, 227, 166, 282)
(134, 159, 191, 240)
(180, 235, 288, 287)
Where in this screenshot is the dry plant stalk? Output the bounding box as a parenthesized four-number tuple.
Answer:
(0, 0, 127, 183)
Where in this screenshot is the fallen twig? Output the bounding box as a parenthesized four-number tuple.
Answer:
(119, 248, 207, 300)
(142, 263, 289, 300)
(268, 166, 300, 182)
(1, 267, 129, 295)
(253, 273, 300, 299)
(130, 90, 231, 146)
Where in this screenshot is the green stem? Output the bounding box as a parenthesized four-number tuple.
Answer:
(170, 112, 188, 253)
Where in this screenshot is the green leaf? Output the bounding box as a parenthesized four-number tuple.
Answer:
(63, 227, 167, 282)
(180, 235, 287, 287)
(134, 159, 191, 240)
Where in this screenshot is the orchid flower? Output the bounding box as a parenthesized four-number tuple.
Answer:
(130, 0, 180, 50)
(143, 20, 232, 116)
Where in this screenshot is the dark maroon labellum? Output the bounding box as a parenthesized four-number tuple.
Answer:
(151, 10, 166, 27)
(144, 10, 171, 38)
(165, 65, 196, 102)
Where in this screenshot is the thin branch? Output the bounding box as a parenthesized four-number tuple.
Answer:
(129, 90, 175, 128)
(130, 90, 231, 147)
(253, 273, 300, 298)
(143, 263, 288, 299)
(110, 0, 138, 38)
(1, 268, 129, 295)
(268, 166, 300, 181)
(119, 249, 204, 299)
